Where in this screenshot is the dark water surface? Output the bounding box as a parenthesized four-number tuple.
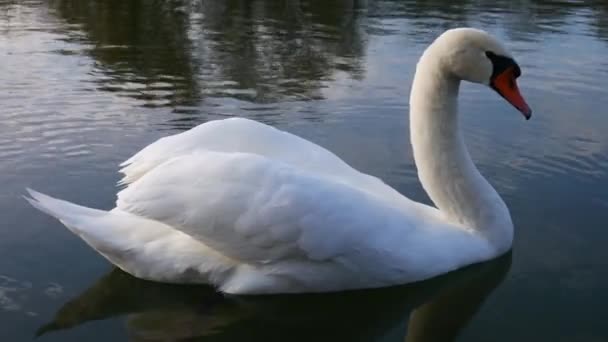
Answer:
(1, 0, 607, 341)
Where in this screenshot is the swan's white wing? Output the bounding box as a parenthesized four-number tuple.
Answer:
(118, 118, 420, 213)
(119, 117, 353, 185)
(116, 151, 436, 266)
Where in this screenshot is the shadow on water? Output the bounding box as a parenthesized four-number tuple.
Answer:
(36, 253, 511, 341)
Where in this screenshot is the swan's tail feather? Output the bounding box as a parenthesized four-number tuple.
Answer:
(24, 188, 141, 261)
(24, 188, 106, 235)
(24, 188, 167, 277)
(24, 189, 234, 285)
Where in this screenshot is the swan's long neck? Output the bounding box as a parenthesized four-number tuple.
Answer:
(409, 50, 513, 251)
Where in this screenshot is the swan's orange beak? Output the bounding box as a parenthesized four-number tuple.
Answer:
(491, 66, 532, 120)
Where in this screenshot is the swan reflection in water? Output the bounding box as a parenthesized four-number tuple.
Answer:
(37, 252, 511, 341)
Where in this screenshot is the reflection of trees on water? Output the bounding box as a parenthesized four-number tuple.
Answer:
(47, 0, 608, 110)
(367, 0, 608, 43)
(50, 0, 201, 107)
(588, 0, 608, 43)
(191, 0, 366, 103)
(49, 0, 367, 108)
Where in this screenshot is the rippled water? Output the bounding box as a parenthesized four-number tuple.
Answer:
(1, 1, 607, 341)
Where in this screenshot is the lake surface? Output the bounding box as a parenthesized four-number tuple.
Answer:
(1, 0, 607, 341)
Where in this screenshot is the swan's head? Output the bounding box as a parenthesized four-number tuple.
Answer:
(430, 28, 532, 119)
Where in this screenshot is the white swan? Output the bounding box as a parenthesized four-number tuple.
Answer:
(26, 28, 531, 295)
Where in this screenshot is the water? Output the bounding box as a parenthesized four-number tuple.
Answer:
(1, 0, 607, 340)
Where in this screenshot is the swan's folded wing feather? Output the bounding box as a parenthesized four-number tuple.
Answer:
(118, 118, 426, 219)
(118, 118, 354, 186)
(116, 151, 422, 265)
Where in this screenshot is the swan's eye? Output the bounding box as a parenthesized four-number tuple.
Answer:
(485, 51, 520, 80)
